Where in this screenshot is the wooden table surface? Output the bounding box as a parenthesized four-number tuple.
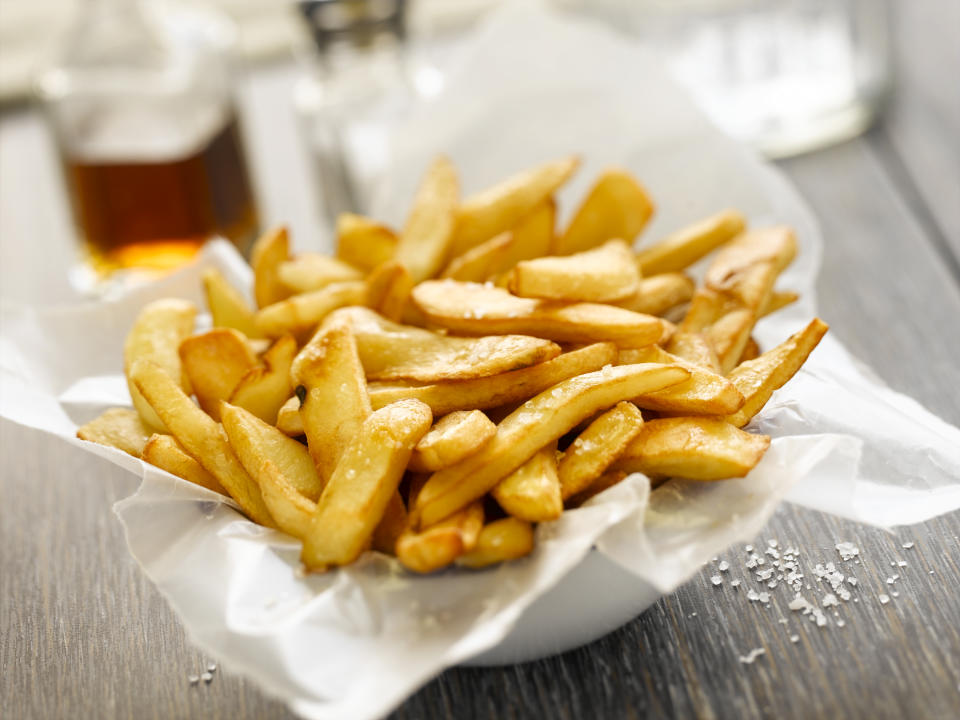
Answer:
(3, 2, 959, 719)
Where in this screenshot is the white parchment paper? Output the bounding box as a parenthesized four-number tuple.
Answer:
(2, 4, 959, 719)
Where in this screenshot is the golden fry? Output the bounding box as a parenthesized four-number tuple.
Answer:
(251, 226, 291, 308)
(557, 402, 643, 500)
(76, 407, 153, 457)
(393, 155, 459, 282)
(509, 239, 640, 303)
(141, 434, 227, 495)
(179, 328, 257, 420)
(409, 410, 497, 473)
(635, 209, 746, 275)
(492, 445, 563, 522)
(456, 517, 535, 569)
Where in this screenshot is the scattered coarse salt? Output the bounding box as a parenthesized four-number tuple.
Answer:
(879, 594, 890, 605)
(822, 593, 839, 608)
(188, 675, 200, 685)
(718, 560, 730, 572)
(731, 579, 741, 587)
(902, 542, 915, 549)
(201, 672, 213, 684)
(745, 544, 754, 552)
(847, 577, 858, 586)
(747, 590, 760, 601)
(207, 663, 217, 673)
(836, 542, 860, 561)
(788, 595, 811, 612)
(711, 575, 723, 586)
(836, 619, 846, 628)
(897, 560, 908, 567)
(790, 635, 800, 643)
(739, 647, 766, 665)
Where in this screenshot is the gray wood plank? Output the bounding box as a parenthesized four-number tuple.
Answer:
(878, 0, 960, 261)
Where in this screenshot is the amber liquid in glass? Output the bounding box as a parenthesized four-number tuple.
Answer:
(66, 116, 258, 277)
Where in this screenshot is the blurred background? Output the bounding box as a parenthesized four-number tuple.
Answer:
(0, 0, 955, 300)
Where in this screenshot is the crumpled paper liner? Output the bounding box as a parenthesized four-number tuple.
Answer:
(2, 4, 959, 719)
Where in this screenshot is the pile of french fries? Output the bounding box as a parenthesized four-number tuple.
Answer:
(77, 156, 828, 573)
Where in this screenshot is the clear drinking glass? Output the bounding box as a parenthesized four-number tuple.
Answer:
(555, 0, 891, 157)
(37, 0, 259, 295)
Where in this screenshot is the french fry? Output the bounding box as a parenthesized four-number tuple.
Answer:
(141, 434, 227, 494)
(664, 331, 722, 373)
(413, 280, 665, 347)
(492, 445, 563, 522)
(451, 156, 578, 257)
(619, 346, 744, 415)
(456, 517, 535, 569)
(397, 501, 484, 573)
(129, 360, 274, 526)
(393, 155, 459, 282)
(365, 260, 415, 322)
(295, 320, 371, 483)
(557, 402, 644, 500)
(738, 336, 761, 364)
(301, 399, 432, 570)
(372, 491, 408, 556)
(276, 253, 363, 295)
(251, 226, 291, 308)
(509, 239, 641, 303)
(759, 290, 800, 318)
(616, 273, 695, 317)
(367, 342, 618, 415)
(202, 268, 262, 339)
(441, 199, 555, 282)
(332, 306, 560, 383)
(706, 309, 757, 374)
(179, 328, 258, 420)
(254, 281, 366, 339)
(704, 226, 797, 289)
(76, 408, 153, 457)
(229, 335, 297, 425)
(221, 402, 323, 501)
(614, 417, 770, 480)
(124, 298, 196, 431)
(724, 318, 828, 428)
(335, 213, 398, 272)
(409, 409, 497, 472)
(413, 362, 689, 528)
(564, 470, 628, 508)
(553, 168, 654, 256)
(635, 209, 746, 275)
(257, 459, 317, 539)
(275, 396, 304, 436)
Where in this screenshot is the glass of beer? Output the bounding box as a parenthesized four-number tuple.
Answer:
(37, 0, 259, 295)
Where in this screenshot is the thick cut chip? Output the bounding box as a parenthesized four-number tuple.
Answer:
(456, 517, 535, 569)
(413, 362, 689, 528)
(295, 320, 371, 483)
(397, 501, 484, 573)
(129, 360, 274, 526)
(372, 491, 408, 556)
(738, 337, 761, 365)
(557, 402, 644, 500)
(614, 418, 770, 480)
(229, 335, 297, 425)
(451, 156, 578, 257)
(413, 280, 665, 347)
(705, 226, 797, 291)
(724, 318, 828, 428)
(335, 213, 398, 272)
(275, 396, 304, 436)
(620, 346, 744, 415)
(301, 399, 432, 570)
(509, 239, 641, 303)
(76, 407, 153, 457)
(254, 281, 366, 339)
(635, 209, 746, 275)
(616, 273, 695, 317)
(221, 402, 323, 501)
(553, 168, 654, 256)
(202, 268, 262, 339)
(365, 260, 415, 322)
(492, 445, 563, 522)
(367, 342, 618, 415)
(257, 459, 317, 539)
(276, 253, 363, 295)
(124, 298, 197, 431)
(440, 200, 555, 282)
(141, 434, 227, 494)
(565, 470, 628, 508)
(665, 331, 723, 373)
(332, 306, 560, 383)
(409, 409, 497, 472)
(179, 328, 258, 420)
(251, 226, 291, 308)
(707, 309, 757, 374)
(759, 290, 799, 318)
(393, 155, 459, 282)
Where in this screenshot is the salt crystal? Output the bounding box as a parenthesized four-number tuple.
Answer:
(731, 579, 741, 587)
(188, 675, 200, 685)
(847, 577, 858, 586)
(711, 575, 723, 586)
(879, 594, 890, 605)
(815, 612, 827, 627)
(745, 544, 754, 552)
(892, 591, 899, 597)
(207, 663, 217, 673)
(897, 561, 908, 567)
(788, 595, 809, 611)
(768, 539, 778, 548)
(836, 542, 860, 560)
(929, 570, 935, 575)
(902, 542, 914, 549)
(747, 590, 760, 601)
(739, 648, 766, 664)
(201, 672, 213, 683)
(837, 619, 846, 628)
(758, 592, 770, 603)
(718, 560, 730, 572)
(886, 577, 895, 585)
(822, 593, 839, 608)
(790, 635, 800, 643)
